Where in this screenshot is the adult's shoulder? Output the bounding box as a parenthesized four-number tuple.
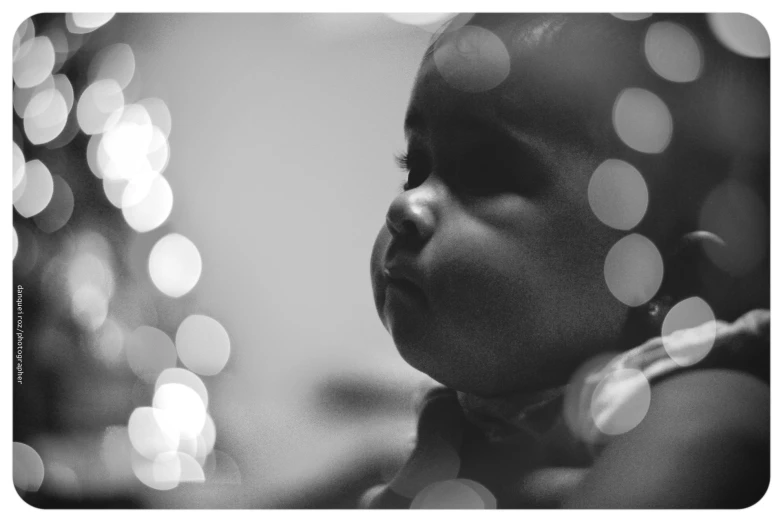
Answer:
(564, 368, 769, 508)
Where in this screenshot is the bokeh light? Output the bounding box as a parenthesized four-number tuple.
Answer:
(101, 425, 133, 480)
(148, 234, 203, 298)
(76, 79, 125, 135)
(89, 43, 136, 89)
(155, 368, 209, 409)
(13, 36, 55, 88)
(43, 462, 81, 498)
(410, 478, 495, 509)
(14, 159, 54, 218)
(604, 234, 664, 307)
(388, 444, 460, 498)
(71, 283, 109, 330)
(153, 383, 207, 439)
(202, 450, 241, 485)
(14, 74, 55, 119)
(433, 25, 510, 93)
(90, 317, 126, 367)
(698, 179, 767, 276)
(13, 141, 25, 189)
(13, 442, 45, 492)
(122, 174, 173, 232)
(131, 450, 181, 491)
(590, 368, 651, 436)
(645, 21, 702, 83)
(176, 314, 231, 376)
(661, 297, 717, 367)
(611, 14, 652, 21)
(13, 18, 36, 59)
(137, 97, 172, 139)
(33, 175, 74, 233)
(708, 13, 770, 58)
(125, 326, 177, 382)
(612, 88, 673, 154)
(588, 159, 648, 230)
(562, 352, 619, 443)
(128, 406, 180, 460)
(23, 85, 68, 145)
(384, 13, 455, 31)
(13, 227, 19, 260)
(66, 13, 116, 34)
(53, 74, 75, 113)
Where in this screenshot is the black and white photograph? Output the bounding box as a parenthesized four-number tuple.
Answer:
(9, 10, 772, 510)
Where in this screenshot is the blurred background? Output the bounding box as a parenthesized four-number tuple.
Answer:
(11, 13, 769, 509)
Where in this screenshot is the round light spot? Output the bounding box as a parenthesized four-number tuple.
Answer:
(411, 479, 491, 509)
(661, 297, 718, 367)
(202, 450, 241, 485)
(33, 175, 74, 233)
(176, 315, 231, 376)
(645, 21, 702, 83)
(14, 159, 54, 218)
(385, 13, 454, 31)
(177, 453, 206, 483)
(13, 36, 55, 88)
(102, 178, 129, 208)
(90, 318, 125, 367)
(611, 13, 652, 21)
(66, 13, 115, 34)
(24, 86, 68, 145)
(122, 174, 173, 232)
(97, 105, 156, 181)
(53, 74, 75, 113)
(148, 234, 203, 298)
(13, 74, 55, 118)
(67, 249, 115, 300)
(588, 159, 648, 230)
(708, 13, 770, 58)
(13, 141, 25, 189)
(71, 285, 109, 330)
(43, 462, 81, 498)
(155, 368, 209, 409)
(13, 19, 35, 60)
(604, 234, 664, 307)
(76, 79, 125, 135)
(613, 88, 673, 154)
(590, 368, 651, 436)
(13, 442, 45, 492)
(131, 450, 181, 491)
(101, 425, 133, 480)
(88, 43, 135, 89)
(153, 383, 207, 439)
(128, 406, 180, 460)
(562, 352, 619, 443)
(699, 180, 767, 276)
(13, 227, 19, 260)
(433, 25, 511, 93)
(137, 98, 172, 138)
(125, 325, 177, 382)
(389, 444, 460, 498)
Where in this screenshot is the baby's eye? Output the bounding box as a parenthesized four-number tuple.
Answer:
(395, 150, 430, 191)
(456, 143, 545, 197)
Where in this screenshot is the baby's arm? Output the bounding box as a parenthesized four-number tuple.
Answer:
(562, 368, 769, 508)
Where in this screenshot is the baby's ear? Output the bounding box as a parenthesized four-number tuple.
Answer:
(629, 231, 728, 342)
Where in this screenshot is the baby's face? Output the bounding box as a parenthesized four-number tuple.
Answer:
(371, 16, 629, 396)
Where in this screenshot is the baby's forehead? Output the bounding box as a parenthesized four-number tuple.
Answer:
(409, 14, 640, 149)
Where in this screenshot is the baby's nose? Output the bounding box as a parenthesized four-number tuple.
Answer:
(385, 189, 437, 246)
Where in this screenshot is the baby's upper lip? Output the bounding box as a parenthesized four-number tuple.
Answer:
(383, 259, 422, 289)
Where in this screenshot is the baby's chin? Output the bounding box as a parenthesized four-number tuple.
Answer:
(392, 333, 533, 397)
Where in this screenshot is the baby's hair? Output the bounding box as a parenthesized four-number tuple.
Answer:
(418, 13, 769, 320)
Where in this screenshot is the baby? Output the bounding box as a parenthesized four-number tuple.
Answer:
(366, 14, 769, 508)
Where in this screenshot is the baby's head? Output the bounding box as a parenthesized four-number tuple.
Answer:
(370, 14, 768, 396)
